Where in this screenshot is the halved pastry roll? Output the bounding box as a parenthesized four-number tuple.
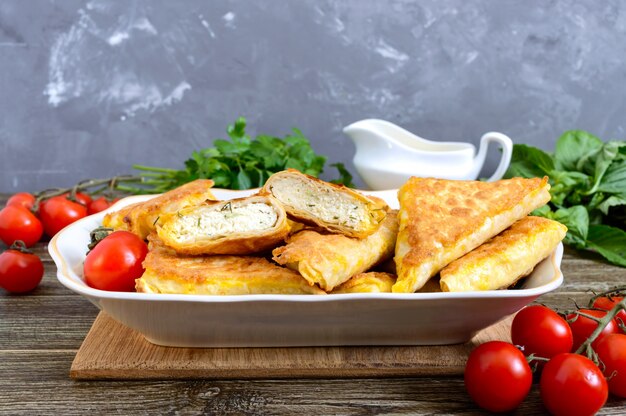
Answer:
(103, 179, 216, 240)
(136, 243, 325, 295)
(261, 169, 387, 238)
(331, 272, 396, 294)
(272, 211, 399, 291)
(155, 195, 289, 255)
(440, 216, 567, 292)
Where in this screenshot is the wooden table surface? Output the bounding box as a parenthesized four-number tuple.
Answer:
(1, 196, 626, 415)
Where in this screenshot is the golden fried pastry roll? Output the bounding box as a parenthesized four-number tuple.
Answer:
(272, 211, 399, 291)
(331, 272, 396, 294)
(102, 179, 216, 239)
(136, 243, 325, 295)
(155, 195, 289, 255)
(440, 216, 566, 292)
(261, 169, 387, 238)
(393, 177, 551, 293)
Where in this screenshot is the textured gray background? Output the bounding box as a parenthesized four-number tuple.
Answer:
(1, 0, 625, 192)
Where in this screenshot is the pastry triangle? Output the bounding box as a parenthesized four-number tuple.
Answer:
(440, 216, 566, 292)
(392, 176, 551, 293)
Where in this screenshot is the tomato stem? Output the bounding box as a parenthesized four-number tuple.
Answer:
(31, 176, 143, 213)
(588, 286, 626, 307)
(575, 298, 626, 356)
(8, 240, 33, 254)
(87, 227, 114, 252)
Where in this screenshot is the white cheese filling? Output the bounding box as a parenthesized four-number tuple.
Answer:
(271, 180, 369, 229)
(171, 202, 277, 242)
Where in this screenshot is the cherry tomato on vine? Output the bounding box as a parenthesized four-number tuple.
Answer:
(83, 231, 148, 292)
(38, 196, 88, 237)
(595, 333, 626, 398)
(0, 246, 44, 293)
(6, 192, 35, 210)
(567, 309, 619, 351)
(512, 305, 573, 359)
(592, 296, 626, 333)
(464, 341, 532, 412)
(69, 192, 92, 207)
(0, 205, 44, 247)
(540, 353, 608, 416)
(87, 197, 119, 215)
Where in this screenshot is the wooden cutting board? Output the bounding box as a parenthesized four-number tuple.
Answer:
(70, 312, 512, 380)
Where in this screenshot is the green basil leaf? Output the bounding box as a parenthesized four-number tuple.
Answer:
(531, 204, 553, 217)
(597, 159, 626, 194)
(552, 206, 589, 248)
(585, 141, 626, 194)
(549, 170, 590, 207)
(595, 194, 626, 215)
(586, 224, 626, 267)
(504, 144, 554, 179)
(554, 130, 602, 171)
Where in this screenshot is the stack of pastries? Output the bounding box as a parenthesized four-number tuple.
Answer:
(101, 169, 566, 295)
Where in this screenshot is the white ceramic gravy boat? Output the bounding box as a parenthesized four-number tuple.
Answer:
(343, 119, 513, 190)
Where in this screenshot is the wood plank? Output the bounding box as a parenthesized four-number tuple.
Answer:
(0, 295, 98, 350)
(70, 313, 513, 380)
(2, 351, 626, 415)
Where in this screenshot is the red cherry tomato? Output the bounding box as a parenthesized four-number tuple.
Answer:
(83, 231, 148, 292)
(0, 247, 44, 293)
(512, 305, 573, 360)
(87, 197, 119, 215)
(0, 205, 44, 247)
(593, 296, 626, 333)
(6, 192, 35, 210)
(540, 353, 608, 416)
(71, 192, 92, 207)
(52, 192, 92, 207)
(595, 333, 626, 398)
(39, 196, 88, 237)
(567, 309, 619, 351)
(464, 341, 532, 412)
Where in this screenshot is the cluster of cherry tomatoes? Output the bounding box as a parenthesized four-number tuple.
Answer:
(465, 296, 626, 415)
(0, 190, 118, 293)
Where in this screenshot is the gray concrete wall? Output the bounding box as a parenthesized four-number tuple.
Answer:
(1, 0, 625, 192)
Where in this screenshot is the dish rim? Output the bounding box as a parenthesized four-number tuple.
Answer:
(48, 190, 564, 303)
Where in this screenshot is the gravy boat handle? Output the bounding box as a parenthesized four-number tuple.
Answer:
(479, 132, 513, 181)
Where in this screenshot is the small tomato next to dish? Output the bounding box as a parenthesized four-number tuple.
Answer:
(511, 305, 573, 359)
(540, 353, 608, 416)
(87, 197, 119, 215)
(566, 309, 619, 351)
(6, 192, 35, 210)
(595, 333, 626, 398)
(0, 205, 44, 247)
(592, 296, 626, 333)
(464, 341, 532, 412)
(0, 244, 44, 293)
(84, 231, 148, 292)
(39, 195, 88, 237)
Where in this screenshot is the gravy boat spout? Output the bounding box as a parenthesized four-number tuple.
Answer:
(343, 119, 512, 190)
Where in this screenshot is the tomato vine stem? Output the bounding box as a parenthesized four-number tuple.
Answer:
(31, 175, 142, 213)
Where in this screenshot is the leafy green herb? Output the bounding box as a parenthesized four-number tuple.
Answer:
(505, 130, 626, 266)
(122, 117, 354, 193)
(329, 162, 356, 188)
